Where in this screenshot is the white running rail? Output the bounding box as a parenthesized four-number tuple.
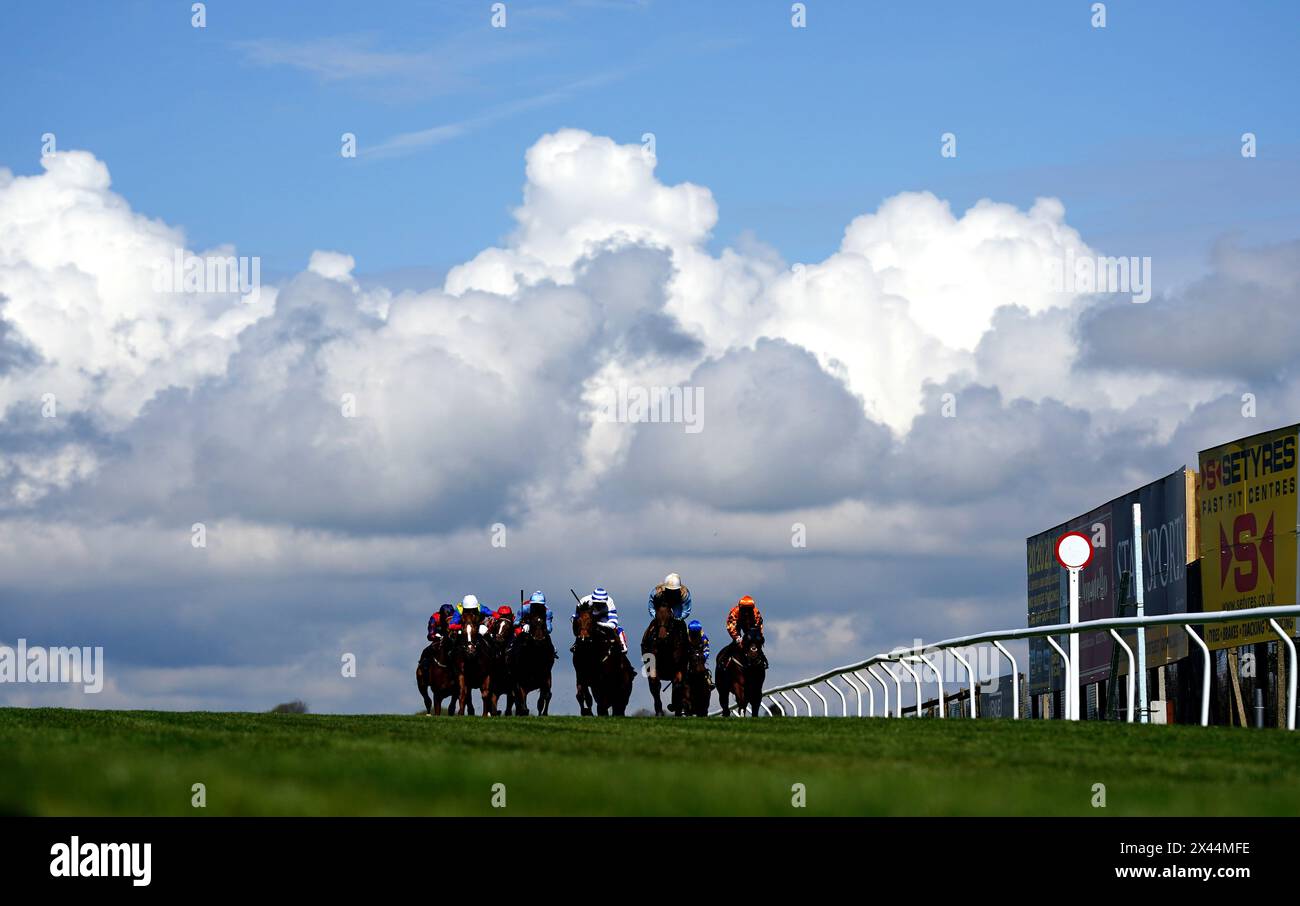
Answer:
(711, 604, 1300, 729)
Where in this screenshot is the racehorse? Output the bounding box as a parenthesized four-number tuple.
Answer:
(680, 642, 712, 717)
(640, 603, 688, 716)
(449, 618, 497, 716)
(416, 637, 459, 716)
(572, 610, 634, 716)
(487, 615, 517, 715)
(510, 611, 554, 716)
(716, 626, 766, 717)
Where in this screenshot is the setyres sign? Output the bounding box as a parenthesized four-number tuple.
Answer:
(1196, 425, 1299, 649)
(1027, 468, 1194, 695)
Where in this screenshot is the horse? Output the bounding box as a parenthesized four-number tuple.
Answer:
(572, 610, 635, 716)
(448, 620, 496, 716)
(487, 616, 517, 715)
(640, 605, 688, 716)
(510, 613, 554, 716)
(416, 637, 459, 716)
(716, 626, 766, 717)
(680, 642, 712, 717)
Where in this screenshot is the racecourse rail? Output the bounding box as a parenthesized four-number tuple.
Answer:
(712, 604, 1300, 730)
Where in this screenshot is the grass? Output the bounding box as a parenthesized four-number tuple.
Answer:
(1, 707, 1297, 816)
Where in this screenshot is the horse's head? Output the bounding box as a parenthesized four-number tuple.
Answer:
(576, 609, 593, 638)
(654, 602, 675, 629)
(529, 615, 548, 640)
(742, 627, 764, 662)
(494, 618, 514, 643)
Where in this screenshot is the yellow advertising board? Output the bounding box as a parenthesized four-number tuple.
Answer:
(1196, 424, 1300, 649)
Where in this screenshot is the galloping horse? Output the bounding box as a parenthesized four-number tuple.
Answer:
(510, 612, 554, 716)
(572, 609, 634, 716)
(680, 641, 712, 716)
(716, 626, 766, 717)
(416, 636, 459, 716)
(640, 603, 688, 716)
(487, 615, 517, 715)
(449, 614, 496, 716)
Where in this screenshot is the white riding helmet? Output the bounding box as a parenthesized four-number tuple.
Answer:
(664, 573, 682, 590)
(463, 594, 479, 610)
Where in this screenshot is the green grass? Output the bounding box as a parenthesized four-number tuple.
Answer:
(1, 707, 1297, 816)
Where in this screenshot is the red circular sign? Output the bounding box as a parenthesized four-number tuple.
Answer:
(1055, 531, 1094, 570)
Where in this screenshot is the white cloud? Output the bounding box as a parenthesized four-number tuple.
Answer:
(0, 131, 1294, 713)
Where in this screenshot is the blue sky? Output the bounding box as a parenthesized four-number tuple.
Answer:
(1, 1, 1298, 715)
(4, 0, 1297, 285)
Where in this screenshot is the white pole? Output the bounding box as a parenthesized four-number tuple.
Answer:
(1046, 635, 1071, 720)
(1184, 624, 1211, 727)
(793, 687, 812, 716)
(881, 663, 904, 717)
(810, 684, 829, 716)
(1108, 629, 1136, 723)
(826, 677, 848, 716)
(918, 652, 945, 718)
(867, 665, 895, 718)
(1270, 619, 1296, 731)
(842, 671, 867, 717)
(779, 690, 799, 717)
(1068, 566, 1081, 721)
(992, 640, 1020, 719)
(950, 647, 977, 718)
(855, 671, 876, 717)
(1133, 503, 1148, 723)
(897, 659, 922, 717)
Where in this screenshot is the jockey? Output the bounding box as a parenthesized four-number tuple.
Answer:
(687, 619, 710, 659)
(646, 572, 692, 620)
(725, 595, 764, 643)
(428, 603, 457, 641)
(456, 594, 490, 636)
(576, 587, 627, 653)
(687, 619, 713, 688)
(513, 591, 557, 661)
(487, 605, 514, 635)
(720, 594, 768, 668)
(518, 591, 554, 635)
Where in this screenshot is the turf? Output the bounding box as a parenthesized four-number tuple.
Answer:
(1, 707, 1296, 816)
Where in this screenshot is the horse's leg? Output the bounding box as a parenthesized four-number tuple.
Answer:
(647, 676, 664, 716)
(417, 668, 432, 716)
(719, 672, 731, 717)
(541, 676, 552, 715)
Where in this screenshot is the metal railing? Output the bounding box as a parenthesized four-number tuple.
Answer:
(711, 604, 1300, 729)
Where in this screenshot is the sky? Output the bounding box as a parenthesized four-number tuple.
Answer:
(0, 0, 1298, 715)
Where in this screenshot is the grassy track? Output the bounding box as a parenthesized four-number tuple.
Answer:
(1, 707, 1296, 816)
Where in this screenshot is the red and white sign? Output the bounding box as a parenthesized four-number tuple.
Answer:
(1055, 531, 1094, 571)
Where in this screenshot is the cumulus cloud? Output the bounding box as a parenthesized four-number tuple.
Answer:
(1, 131, 1295, 713)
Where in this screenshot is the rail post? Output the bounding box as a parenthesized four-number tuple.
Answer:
(1045, 635, 1071, 720)
(949, 647, 977, 718)
(780, 690, 800, 717)
(897, 658, 922, 717)
(1184, 624, 1210, 727)
(1108, 629, 1136, 723)
(793, 687, 812, 716)
(917, 652, 945, 717)
(842, 671, 866, 717)
(810, 683, 830, 716)
(827, 677, 848, 716)
(865, 666, 891, 718)
(1270, 619, 1297, 731)
(992, 640, 1020, 719)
